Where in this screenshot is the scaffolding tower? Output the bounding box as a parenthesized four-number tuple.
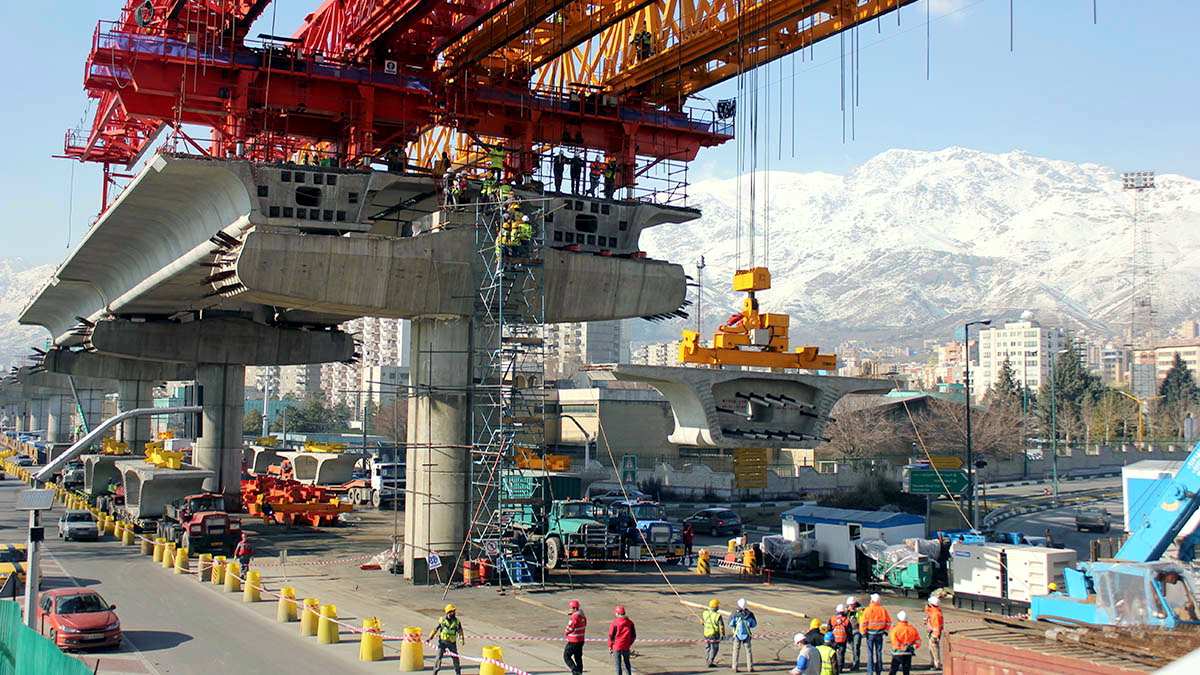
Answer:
(466, 186, 547, 585)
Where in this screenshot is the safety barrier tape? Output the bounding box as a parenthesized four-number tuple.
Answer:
(445, 649, 532, 675)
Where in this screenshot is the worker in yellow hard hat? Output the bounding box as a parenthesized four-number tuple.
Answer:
(1048, 582, 1062, 595)
(702, 599, 725, 666)
(805, 617, 824, 646)
(426, 603, 466, 674)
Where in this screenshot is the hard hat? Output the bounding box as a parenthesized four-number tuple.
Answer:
(709, 599, 720, 608)
(793, 632, 806, 645)
(846, 596, 858, 606)
(809, 618, 821, 628)
(568, 600, 580, 609)
(928, 596, 940, 607)
(614, 605, 626, 616)
(869, 593, 881, 604)
(836, 604, 845, 613)
(1048, 583, 1058, 592)
(521, 215, 530, 222)
(737, 598, 747, 609)
(444, 604, 456, 613)
(897, 610, 907, 622)
(824, 631, 834, 643)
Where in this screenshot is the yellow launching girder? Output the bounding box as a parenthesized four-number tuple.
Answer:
(536, 0, 914, 103)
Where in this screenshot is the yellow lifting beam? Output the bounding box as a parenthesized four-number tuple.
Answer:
(678, 267, 836, 370)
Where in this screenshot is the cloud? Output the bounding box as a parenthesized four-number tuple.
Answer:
(927, 0, 968, 19)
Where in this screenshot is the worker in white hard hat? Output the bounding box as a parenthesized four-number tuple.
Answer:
(791, 632, 821, 675)
(860, 593, 891, 675)
(728, 597, 757, 672)
(887, 610, 920, 675)
(845, 596, 863, 670)
(830, 602, 850, 669)
(923, 596, 944, 670)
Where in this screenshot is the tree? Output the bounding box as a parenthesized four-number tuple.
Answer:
(1036, 342, 1103, 443)
(242, 408, 263, 435)
(1156, 352, 1200, 438)
(987, 357, 1022, 412)
(819, 404, 912, 460)
(268, 392, 346, 433)
(913, 398, 1023, 462)
(374, 398, 409, 441)
(362, 400, 379, 434)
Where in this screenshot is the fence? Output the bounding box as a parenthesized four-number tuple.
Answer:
(0, 601, 92, 674)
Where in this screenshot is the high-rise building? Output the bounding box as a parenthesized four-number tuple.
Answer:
(976, 312, 1065, 402)
(322, 317, 411, 412)
(545, 320, 629, 381)
(631, 341, 680, 367)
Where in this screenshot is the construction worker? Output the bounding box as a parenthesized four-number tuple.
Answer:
(433, 151, 451, 178)
(516, 215, 533, 256)
(455, 173, 469, 207)
(632, 29, 653, 60)
(702, 598, 725, 667)
(846, 596, 863, 671)
(588, 158, 604, 196)
(817, 632, 840, 675)
(426, 604, 465, 675)
(552, 152, 566, 192)
(603, 158, 618, 199)
(564, 599, 587, 675)
(609, 605, 637, 675)
(886, 611, 920, 675)
(860, 594, 891, 675)
(681, 522, 695, 565)
(830, 604, 850, 669)
(791, 632, 822, 675)
(234, 533, 253, 571)
(1047, 582, 1062, 595)
(728, 597, 756, 672)
(923, 596, 943, 670)
(444, 171, 460, 209)
(804, 618, 823, 647)
(487, 145, 506, 172)
(569, 153, 585, 194)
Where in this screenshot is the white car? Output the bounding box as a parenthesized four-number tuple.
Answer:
(58, 511, 99, 541)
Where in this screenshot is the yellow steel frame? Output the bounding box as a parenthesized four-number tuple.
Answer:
(533, 0, 914, 104)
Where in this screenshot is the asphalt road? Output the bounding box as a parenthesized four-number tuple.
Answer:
(0, 477, 374, 674)
(998, 495, 1125, 554)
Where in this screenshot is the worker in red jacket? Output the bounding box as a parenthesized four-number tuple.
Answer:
(608, 605, 637, 675)
(564, 599, 587, 675)
(234, 534, 254, 571)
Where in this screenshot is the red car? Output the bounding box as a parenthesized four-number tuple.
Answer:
(37, 588, 122, 650)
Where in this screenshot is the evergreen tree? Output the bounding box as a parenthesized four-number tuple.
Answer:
(1159, 352, 1200, 407)
(1036, 341, 1102, 442)
(242, 408, 263, 434)
(989, 357, 1022, 411)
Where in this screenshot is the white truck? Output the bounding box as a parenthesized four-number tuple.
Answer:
(337, 460, 405, 509)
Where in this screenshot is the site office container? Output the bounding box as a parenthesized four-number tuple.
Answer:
(951, 542, 1076, 606)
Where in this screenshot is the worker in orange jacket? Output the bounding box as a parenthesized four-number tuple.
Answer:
(923, 596, 944, 670)
(859, 593, 891, 675)
(886, 611, 921, 675)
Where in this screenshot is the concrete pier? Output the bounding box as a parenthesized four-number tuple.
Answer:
(118, 380, 155, 452)
(46, 394, 73, 443)
(195, 364, 246, 506)
(403, 317, 471, 584)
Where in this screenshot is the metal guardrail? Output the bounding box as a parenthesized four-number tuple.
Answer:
(980, 487, 1120, 530)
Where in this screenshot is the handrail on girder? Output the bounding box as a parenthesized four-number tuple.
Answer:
(33, 406, 202, 484)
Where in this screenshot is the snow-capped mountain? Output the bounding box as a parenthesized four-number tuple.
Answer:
(639, 147, 1200, 345)
(0, 259, 53, 373)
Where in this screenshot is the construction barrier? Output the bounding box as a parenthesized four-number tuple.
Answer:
(140, 536, 153, 555)
(317, 604, 339, 644)
(224, 562, 241, 592)
(162, 542, 177, 570)
(480, 646, 505, 675)
(300, 599, 320, 636)
(197, 554, 213, 582)
(277, 587, 297, 622)
(152, 538, 165, 563)
(696, 549, 710, 575)
(359, 618, 383, 661)
(121, 523, 135, 546)
(399, 627, 423, 671)
(211, 556, 227, 585)
(243, 570, 262, 602)
(173, 547, 189, 574)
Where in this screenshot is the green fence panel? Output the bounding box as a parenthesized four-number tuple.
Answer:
(0, 601, 92, 675)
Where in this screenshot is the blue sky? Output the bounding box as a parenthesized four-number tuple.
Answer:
(2, 1, 1197, 267)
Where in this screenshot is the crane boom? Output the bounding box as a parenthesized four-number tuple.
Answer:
(1116, 441, 1200, 563)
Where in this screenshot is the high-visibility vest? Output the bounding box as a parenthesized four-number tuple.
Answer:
(816, 644, 836, 675)
(488, 147, 505, 168)
(861, 603, 891, 634)
(831, 613, 849, 643)
(518, 222, 533, 242)
(702, 609, 723, 638)
(438, 616, 462, 642)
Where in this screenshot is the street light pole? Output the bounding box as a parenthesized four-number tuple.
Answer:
(964, 319, 991, 528)
(1049, 348, 1070, 499)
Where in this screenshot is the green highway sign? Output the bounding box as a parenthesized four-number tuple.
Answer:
(908, 468, 969, 495)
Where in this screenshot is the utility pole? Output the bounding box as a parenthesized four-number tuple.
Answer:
(1123, 170, 1156, 397)
(963, 319, 991, 527)
(695, 255, 706, 335)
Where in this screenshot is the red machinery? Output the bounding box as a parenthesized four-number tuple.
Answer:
(241, 475, 354, 527)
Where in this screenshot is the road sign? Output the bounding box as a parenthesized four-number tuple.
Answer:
(621, 454, 638, 484)
(929, 456, 964, 470)
(908, 468, 969, 495)
(426, 553, 442, 570)
(733, 448, 768, 489)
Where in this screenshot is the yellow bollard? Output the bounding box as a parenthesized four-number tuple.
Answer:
(480, 646, 505, 675)
(139, 534, 153, 555)
(317, 604, 339, 644)
(152, 538, 166, 563)
(277, 587, 298, 622)
(300, 598, 321, 636)
(696, 549, 711, 575)
(197, 554, 213, 582)
(224, 562, 241, 592)
(106, 516, 116, 537)
(243, 570, 262, 602)
(399, 627, 424, 672)
(122, 525, 135, 546)
(162, 542, 177, 569)
(174, 547, 189, 574)
(359, 618, 383, 661)
(211, 556, 227, 585)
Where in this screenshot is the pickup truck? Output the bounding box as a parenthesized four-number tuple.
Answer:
(1074, 506, 1112, 533)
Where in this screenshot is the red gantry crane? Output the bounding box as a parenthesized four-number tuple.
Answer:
(63, 0, 916, 207)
